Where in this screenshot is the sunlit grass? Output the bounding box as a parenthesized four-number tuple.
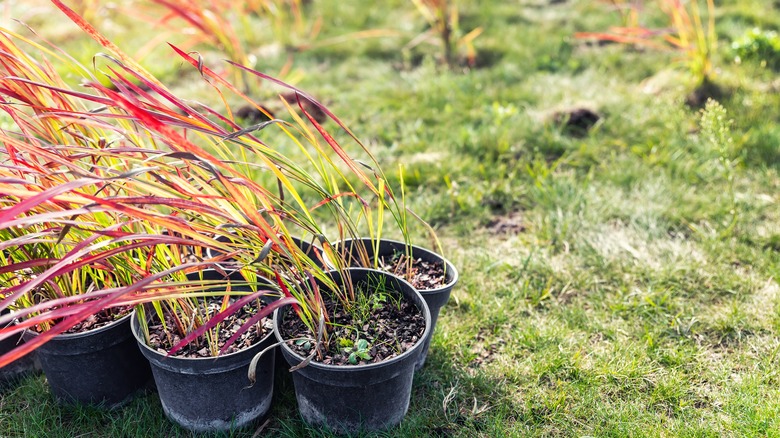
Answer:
(2, 0, 780, 436)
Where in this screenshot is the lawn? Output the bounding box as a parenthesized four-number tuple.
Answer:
(1, 0, 780, 436)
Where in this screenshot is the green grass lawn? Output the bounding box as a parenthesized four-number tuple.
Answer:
(2, 0, 780, 436)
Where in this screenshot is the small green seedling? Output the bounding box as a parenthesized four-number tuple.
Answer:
(341, 338, 372, 364)
(351, 275, 391, 322)
(295, 339, 313, 351)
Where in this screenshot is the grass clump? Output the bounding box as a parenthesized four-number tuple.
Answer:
(732, 27, 780, 69)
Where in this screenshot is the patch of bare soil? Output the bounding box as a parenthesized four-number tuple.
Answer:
(393, 48, 504, 73)
(552, 107, 600, 137)
(488, 211, 526, 235)
(468, 329, 505, 369)
(465, 49, 505, 70)
(685, 79, 726, 108)
(236, 92, 327, 124)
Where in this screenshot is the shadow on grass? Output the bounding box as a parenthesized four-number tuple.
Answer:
(0, 374, 249, 438)
(267, 346, 519, 437)
(0, 346, 516, 437)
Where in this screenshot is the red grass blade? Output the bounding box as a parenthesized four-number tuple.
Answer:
(0, 179, 97, 225)
(0, 261, 207, 368)
(166, 293, 295, 356)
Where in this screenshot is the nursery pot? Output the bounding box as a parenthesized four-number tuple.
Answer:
(0, 332, 36, 386)
(274, 268, 431, 433)
(22, 313, 151, 407)
(204, 234, 244, 278)
(338, 238, 458, 369)
(0, 310, 39, 387)
(290, 236, 332, 270)
(131, 309, 276, 433)
(188, 267, 289, 380)
(206, 236, 331, 271)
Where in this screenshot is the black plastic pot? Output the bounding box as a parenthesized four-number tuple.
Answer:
(187, 267, 290, 381)
(203, 234, 244, 277)
(290, 236, 332, 270)
(274, 268, 430, 433)
(22, 313, 151, 407)
(0, 318, 39, 387)
(206, 235, 330, 270)
(338, 238, 458, 369)
(131, 310, 276, 433)
(185, 267, 244, 286)
(1, 308, 39, 386)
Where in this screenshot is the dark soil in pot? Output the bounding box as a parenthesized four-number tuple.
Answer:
(145, 297, 272, 358)
(186, 267, 292, 381)
(59, 306, 131, 334)
(280, 278, 425, 366)
(338, 238, 459, 369)
(132, 298, 276, 433)
(23, 311, 152, 407)
(375, 251, 448, 290)
(275, 268, 430, 433)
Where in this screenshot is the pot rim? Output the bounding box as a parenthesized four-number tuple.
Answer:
(336, 237, 459, 294)
(273, 267, 431, 372)
(203, 233, 242, 273)
(205, 235, 330, 274)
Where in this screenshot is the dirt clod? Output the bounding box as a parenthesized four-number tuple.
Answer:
(685, 79, 725, 108)
(488, 211, 526, 235)
(552, 107, 600, 137)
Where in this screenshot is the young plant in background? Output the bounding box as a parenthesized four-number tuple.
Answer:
(699, 98, 738, 237)
(142, 0, 259, 90)
(154, 0, 248, 62)
(577, 0, 717, 88)
(407, 0, 483, 68)
(142, 0, 319, 90)
(71, 0, 103, 25)
(241, 0, 321, 49)
(598, 0, 642, 27)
